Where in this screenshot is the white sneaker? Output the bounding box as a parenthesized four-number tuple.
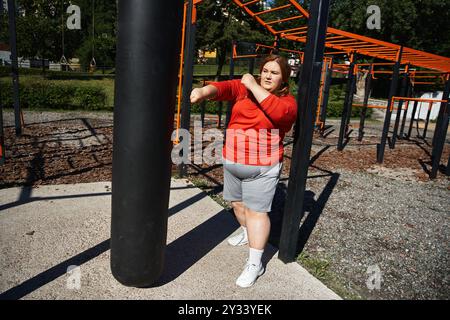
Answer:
(227, 230, 248, 246)
(235, 262, 264, 288)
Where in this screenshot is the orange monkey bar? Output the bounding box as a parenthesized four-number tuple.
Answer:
(232, 0, 450, 73)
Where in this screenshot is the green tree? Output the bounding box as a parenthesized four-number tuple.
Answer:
(196, 0, 271, 78)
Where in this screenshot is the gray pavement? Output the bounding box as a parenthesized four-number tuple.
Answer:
(0, 179, 340, 300)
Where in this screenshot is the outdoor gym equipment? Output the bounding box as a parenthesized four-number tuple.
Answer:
(111, 0, 184, 287)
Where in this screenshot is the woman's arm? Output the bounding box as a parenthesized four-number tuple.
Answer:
(190, 85, 218, 104)
(240, 73, 270, 103)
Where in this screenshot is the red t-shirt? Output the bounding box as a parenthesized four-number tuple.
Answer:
(211, 79, 297, 166)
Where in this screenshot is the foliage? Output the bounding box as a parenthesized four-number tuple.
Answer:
(0, 77, 108, 110)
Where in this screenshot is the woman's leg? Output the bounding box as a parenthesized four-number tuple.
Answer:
(245, 207, 270, 250)
(231, 201, 246, 226)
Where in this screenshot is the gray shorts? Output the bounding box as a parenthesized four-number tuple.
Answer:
(222, 159, 282, 213)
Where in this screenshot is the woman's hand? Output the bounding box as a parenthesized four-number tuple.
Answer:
(240, 73, 258, 91)
(190, 88, 204, 104)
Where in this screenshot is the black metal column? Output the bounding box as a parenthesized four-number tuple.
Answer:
(179, 0, 196, 177)
(358, 64, 373, 141)
(0, 1, 5, 165)
(432, 75, 450, 146)
(111, 0, 183, 287)
(391, 68, 409, 148)
(430, 87, 449, 178)
(248, 57, 255, 75)
(224, 40, 235, 137)
(7, 0, 21, 136)
(217, 101, 222, 128)
(399, 80, 412, 138)
(377, 47, 403, 163)
(279, 0, 330, 263)
(319, 61, 332, 136)
(337, 53, 355, 151)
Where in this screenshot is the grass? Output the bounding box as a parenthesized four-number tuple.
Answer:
(297, 251, 362, 300)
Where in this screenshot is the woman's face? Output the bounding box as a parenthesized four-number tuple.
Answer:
(261, 60, 283, 93)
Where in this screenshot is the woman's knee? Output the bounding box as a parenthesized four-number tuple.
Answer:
(231, 201, 244, 210)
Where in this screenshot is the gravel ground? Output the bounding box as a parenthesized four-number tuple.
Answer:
(1, 110, 449, 300)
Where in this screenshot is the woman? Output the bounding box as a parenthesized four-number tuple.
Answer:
(190, 55, 297, 287)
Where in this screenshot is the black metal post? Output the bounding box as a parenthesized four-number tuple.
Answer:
(337, 53, 355, 150)
(432, 75, 450, 146)
(217, 101, 222, 128)
(179, 0, 196, 177)
(279, 0, 330, 263)
(407, 100, 419, 139)
(399, 80, 412, 138)
(7, 0, 21, 136)
(0, 1, 5, 165)
(224, 40, 235, 137)
(111, 0, 183, 287)
(430, 93, 449, 178)
(319, 63, 332, 136)
(377, 47, 403, 163)
(391, 69, 409, 148)
(200, 100, 206, 128)
(248, 57, 255, 75)
(421, 102, 432, 140)
(358, 64, 372, 141)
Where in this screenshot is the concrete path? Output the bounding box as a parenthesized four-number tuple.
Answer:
(0, 180, 340, 300)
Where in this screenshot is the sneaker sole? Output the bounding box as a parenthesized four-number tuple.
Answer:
(236, 267, 265, 288)
(227, 239, 249, 246)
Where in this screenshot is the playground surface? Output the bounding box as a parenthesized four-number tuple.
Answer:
(0, 180, 339, 300)
(1, 110, 449, 299)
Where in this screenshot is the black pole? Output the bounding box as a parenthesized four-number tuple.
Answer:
(391, 69, 409, 148)
(421, 102, 432, 140)
(337, 53, 355, 151)
(358, 64, 372, 141)
(200, 100, 206, 128)
(179, 0, 196, 178)
(111, 0, 183, 287)
(248, 57, 255, 75)
(432, 75, 450, 146)
(407, 100, 419, 139)
(279, 0, 330, 263)
(0, 1, 5, 165)
(399, 79, 412, 138)
(319, 62, 332, 136)
(224, 41, 235, 137)
(7, 0, 21, 136)
(217, 101, 222, 128)
(377, 47, 403, 163)
(430, 95, 449, 178)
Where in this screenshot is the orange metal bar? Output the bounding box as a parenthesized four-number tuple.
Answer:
(266, 15, 304, 25)
(242, 0, 261, 6)
(174, 1, 188, 145)
(274, 26, 307, 34)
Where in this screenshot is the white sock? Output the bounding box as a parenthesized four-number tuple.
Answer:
(248, 247, 264, 266)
